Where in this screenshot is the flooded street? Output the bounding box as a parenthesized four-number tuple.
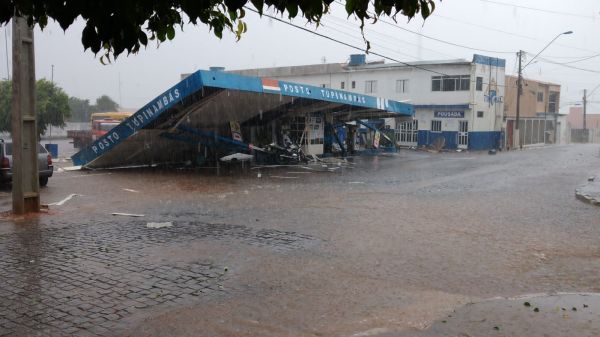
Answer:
(1, 144, 600, 336)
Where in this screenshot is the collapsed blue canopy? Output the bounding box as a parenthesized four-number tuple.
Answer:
(72, 70, 414, 168)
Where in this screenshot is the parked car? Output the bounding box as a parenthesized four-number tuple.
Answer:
(0, 139, 54, 187)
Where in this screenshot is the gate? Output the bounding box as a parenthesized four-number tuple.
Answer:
(396, 120, 418, 147)
(458, 120, 468, 149)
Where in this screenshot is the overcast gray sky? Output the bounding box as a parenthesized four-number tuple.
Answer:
(1, 0, 599, 112)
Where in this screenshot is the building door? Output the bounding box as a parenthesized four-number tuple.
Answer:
(506, 120, 514, 149)
(458, 120, 468, 149)
(396, 120, 418, 147)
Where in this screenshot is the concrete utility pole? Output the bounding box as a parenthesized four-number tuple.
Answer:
(515, 31, 572, 149)
(11, 17, 40, 214)
(583, 89, 587, 131)
(514, 50, 523, 149)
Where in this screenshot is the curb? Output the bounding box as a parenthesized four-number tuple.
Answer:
(575, 190, 600, 206)
(575, 176, 600, 206)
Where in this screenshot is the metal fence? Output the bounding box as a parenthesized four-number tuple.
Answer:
(505, 118, 555, 149)
(571, 128, 600, 143)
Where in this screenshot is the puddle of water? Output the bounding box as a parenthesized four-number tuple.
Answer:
(389, 293, 600, 337)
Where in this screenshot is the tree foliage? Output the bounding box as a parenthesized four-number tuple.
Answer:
(68, 96, 91, 122)
(93, 95, 119, 113)
(0, 79, 71, 137)
(1, 0, 437, 61)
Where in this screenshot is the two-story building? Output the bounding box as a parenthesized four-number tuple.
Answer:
(232, 54, 506, 151)
(504, 75, 561, 147)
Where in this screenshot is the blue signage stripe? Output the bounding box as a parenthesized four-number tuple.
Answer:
(71, 73, 204, 166)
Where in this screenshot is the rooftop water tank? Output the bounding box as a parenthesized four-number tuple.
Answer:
(348, 54, 366, 66)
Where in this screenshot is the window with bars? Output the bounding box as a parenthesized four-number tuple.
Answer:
(431, 120, 442, 132)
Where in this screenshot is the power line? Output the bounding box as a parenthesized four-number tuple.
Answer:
(588, 83, 600, 98)
(544, 53, 600, 65)
(329, 0, 514, 55)
(532, 54, 600, 74)
(245, 6, 451, 76)
(324, 15, 461, 60)
(479, 0, 599, 20)
(246, 7, 514, 89)
(318, 21, 421, 61)
(328, 0, 514, 55)
(433, 13, 600, 56)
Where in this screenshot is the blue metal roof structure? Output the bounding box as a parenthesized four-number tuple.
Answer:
(72, 70, 414, 168)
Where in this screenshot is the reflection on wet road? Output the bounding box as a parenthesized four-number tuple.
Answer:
(0, 144, 599, 336)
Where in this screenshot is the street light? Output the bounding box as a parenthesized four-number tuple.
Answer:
(514, 31, 573, 149)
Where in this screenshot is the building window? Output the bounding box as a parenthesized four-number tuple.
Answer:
(432, 77, 442, 91)
(431, 120, 442, 132)
(476, 77, 483, 91)
(537, 92, 544, 102)
(396, 79, 409, 93)
(341, 81, 345, 89)
(548, 92, 558, 113)
(351, 81, 356, 89)
(365, 80, 377, 93)
(477, 111, 484, 118)
(432, 75, 470, 92)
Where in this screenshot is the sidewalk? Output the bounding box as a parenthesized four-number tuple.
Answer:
(575, 174, 600, 206)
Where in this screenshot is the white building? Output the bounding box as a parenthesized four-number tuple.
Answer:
(233, 54, 506, 150)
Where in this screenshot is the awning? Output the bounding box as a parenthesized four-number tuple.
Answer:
(71, 70, 414, 168)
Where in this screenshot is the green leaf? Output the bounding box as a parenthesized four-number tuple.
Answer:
(167, 25, 175, 40)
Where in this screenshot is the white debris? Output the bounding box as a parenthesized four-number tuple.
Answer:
(112, 212, 145, 217)
(122, 188, 140, 193)
(63, 166, 82, 171)
(220, 153, 254, 162)
(146, 222, 173, 229)
(348, 181, 365, 184)
(48, 194, 80, 206)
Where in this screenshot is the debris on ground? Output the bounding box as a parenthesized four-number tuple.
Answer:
(48, 194, 80, 206)
(146, 222, 173, 229)
(220, 153, 254, 162)
(111, 212, 145, 217)
(63, 166, 82, 171)
(122, 188, 140, 193)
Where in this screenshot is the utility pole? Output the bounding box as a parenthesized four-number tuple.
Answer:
(11, 17, 40, 214)
(514, 50, 523, 149)
(514, 32, 572, 149)
(50, 65, 53, 139)
(583, 89, 587, 131)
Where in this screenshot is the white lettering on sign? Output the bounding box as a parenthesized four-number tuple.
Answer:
(125, 88, 181, 132)
(434, 111, 465, 118)
(93, 87, 181, 155)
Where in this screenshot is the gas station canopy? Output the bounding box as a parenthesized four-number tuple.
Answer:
(71, 70, 414, 168)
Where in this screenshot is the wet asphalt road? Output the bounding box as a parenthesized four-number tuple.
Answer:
(0, 143, 599, 336)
